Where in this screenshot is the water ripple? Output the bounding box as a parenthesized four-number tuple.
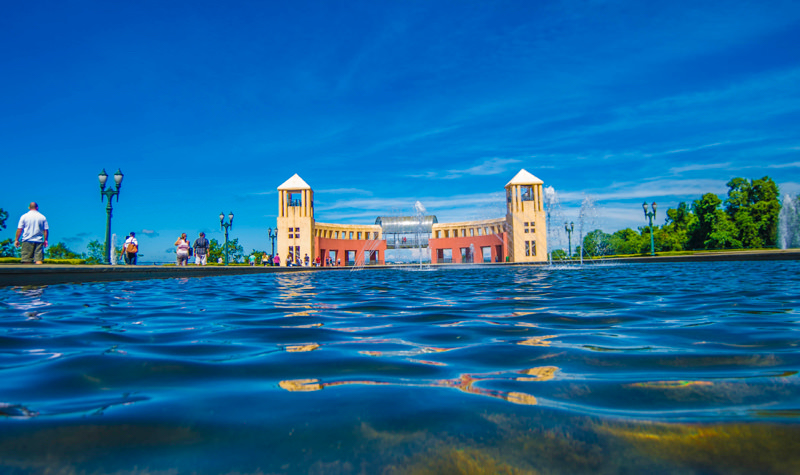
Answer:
(2, 262, 800, 472)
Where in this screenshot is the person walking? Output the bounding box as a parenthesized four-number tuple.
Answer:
(273, 253, 280, 266)
(122, 232, 138, 265)
(174, 233, 190, 266)
(14, 202, 48, 264)
(193, 232, 209, 266)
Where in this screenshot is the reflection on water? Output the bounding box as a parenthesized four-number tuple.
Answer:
(1, 262, 799, 473)
(279, 364, 556, 407)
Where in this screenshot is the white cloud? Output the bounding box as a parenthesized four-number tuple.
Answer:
(768, 162, 800, 169)
(662, 143, 727, 155)
(553, 178, 727, 203)
(669, 162, 732, 174)
(409, 157, 522, 180)
(315, 188, 373, 196)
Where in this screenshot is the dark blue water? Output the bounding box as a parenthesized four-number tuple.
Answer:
(2, 262, 799, 474)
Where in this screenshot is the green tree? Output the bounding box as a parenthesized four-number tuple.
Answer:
(608, 228, 645, 255)
(666, 202, 696, 233)
(748, 177, 780, 246)
(582, 229, 612, 257)
(656, 202, 695, 251)
(208, 238, 244, 263)
(0, 238, 19, 258)
(689, 193, 722, 249)
(653, 226, 685, 252)
(724, 177, 751, 217)
(724, 176, 780, 248)
(0, 207, 8, 230)
(706, 210, 742, 249)
(225, 238, 245, 263)
(208, 239, 223, 263)
(84, 240, 105, 264)
(47, 242, 82, 260)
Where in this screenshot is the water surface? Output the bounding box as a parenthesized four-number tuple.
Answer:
(2, 262, 799, 474)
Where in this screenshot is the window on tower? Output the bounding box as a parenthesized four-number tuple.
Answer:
(521, 186, 534, 202)
(287, 191, 302, 207)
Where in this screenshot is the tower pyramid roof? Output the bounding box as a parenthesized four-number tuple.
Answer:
(505, 169, 543, 187)
(277, 173, 311, 190)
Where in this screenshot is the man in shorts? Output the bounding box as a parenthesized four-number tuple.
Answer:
(193, 232, 210, 266)
(15, 202, 49, 264)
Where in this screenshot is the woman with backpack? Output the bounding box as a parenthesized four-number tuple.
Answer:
(123, 232, 138, 265)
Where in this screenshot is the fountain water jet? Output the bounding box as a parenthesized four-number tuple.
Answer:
(110, 233, 118, 265)
(778, 194, 800, 249)
(577, 196, 600, 264)
(414, 201, 426, 269)
(543, 186, 567, 264)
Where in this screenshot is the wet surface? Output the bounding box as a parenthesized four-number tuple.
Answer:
(1, 262, 799, 474)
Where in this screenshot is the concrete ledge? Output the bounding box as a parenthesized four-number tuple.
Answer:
(1, 249, 799, 287)
(0, 264, 345, 287)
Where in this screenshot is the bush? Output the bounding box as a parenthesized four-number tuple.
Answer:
(0, 257, 86, 265)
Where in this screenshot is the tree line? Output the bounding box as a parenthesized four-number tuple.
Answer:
(580, 176, 783, 257)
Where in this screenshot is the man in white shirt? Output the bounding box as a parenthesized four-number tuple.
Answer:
(123, 232, 138, 265)
(15, 202, 49, 264)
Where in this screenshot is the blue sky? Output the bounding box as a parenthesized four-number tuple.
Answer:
(2, 1, 800, 261)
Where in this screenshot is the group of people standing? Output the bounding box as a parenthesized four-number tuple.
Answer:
(10, 201, 339, 268)
(280, 253, 338, 267)
(118, 231, 211, 266)
(172, 232, 210, 266)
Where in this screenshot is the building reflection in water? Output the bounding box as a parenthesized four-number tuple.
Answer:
(279, 365, 559, 406)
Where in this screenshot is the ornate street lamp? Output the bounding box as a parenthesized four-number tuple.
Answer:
(643, 201, 657, 256)
(565, 221, 574, 258)
(268, 227, 278, 259)
(220, 211, 234, 265)
(99, 168, 124, 265)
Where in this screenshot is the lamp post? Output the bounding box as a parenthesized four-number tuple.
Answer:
(220, 211, 234, 265)
(98, 168, 124, 265)
(268, 227, 278, 258)
(565, 221, 574, 258)
(643, 201, 657, 256)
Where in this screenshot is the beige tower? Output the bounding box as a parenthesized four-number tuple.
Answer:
(505, 169, 547, 262)
(277, 174, 315, 264)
